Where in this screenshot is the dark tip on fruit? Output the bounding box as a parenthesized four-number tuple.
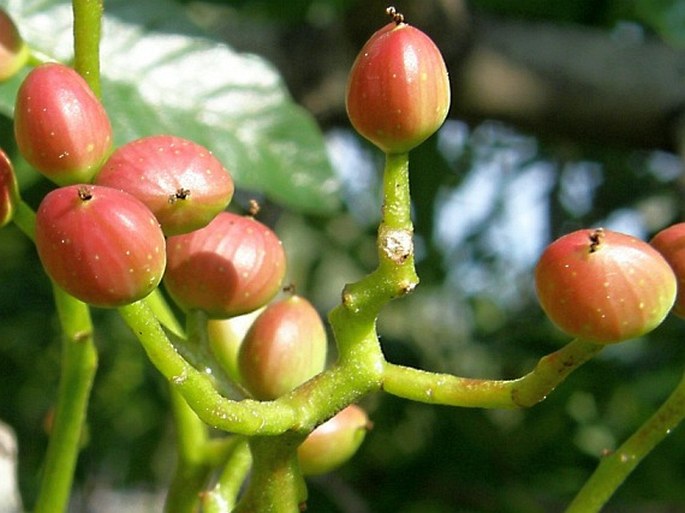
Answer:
(386, 6, 405, 25)
(77, 186, 93, 201)
(588, 228, 605, 253)
(248, 198, 261, 217)
(168, 188, 191, 204)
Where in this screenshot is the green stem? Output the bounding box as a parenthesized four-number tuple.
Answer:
(565, 367, 685, 513)
(233, 434, 307, 513)
(72, 0, 103, 96)
(165, 388, 212, 513)
(382, 339, 603, 408)
(202, 438, 252, 513)
(340, 152, 418, 318)
(34, 287, 97, 513)
(12, 199, 36, 240)
(145, 289, 184, 338)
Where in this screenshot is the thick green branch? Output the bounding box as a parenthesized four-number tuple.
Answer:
(382, 339, 603, 408)
(233, 434, 307, 513)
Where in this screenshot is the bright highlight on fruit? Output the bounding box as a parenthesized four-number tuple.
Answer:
(14, 63, 113, 185)
(535, 228, 676, 344)
(96, 135, 235, 236)
(346, 6, 450, 154)
(35, 185, 166, 307)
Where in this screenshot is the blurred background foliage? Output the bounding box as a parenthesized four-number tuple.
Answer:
(3, 0, 685, 512)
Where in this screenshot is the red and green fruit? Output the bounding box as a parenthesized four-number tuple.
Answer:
(650, 223, 685, 318)
(346, 8, 450, 154)
(238, 295, 327, 400)
(14, 63, 113, 185)
(535, 228, 676, 344)
(95, 135, 235, 236)
(298, 404, 370, 476)
(0, 9, 29, 82)
(0, 148, 18, 227)
(164, 211, 286, 318)
(35, 184, 166, 307)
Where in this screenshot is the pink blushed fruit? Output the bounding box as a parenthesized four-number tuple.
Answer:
(35, 184, 166, 307)
(164, 211, 287, 318)
(535, 228, 676, 344)
(298, 405, 370, 476)
(650, 223, 685, 318)
(14, 63, 113, 185)
(346, 7, 450, 154)
(238, 295, 327, 400)
(96, 135, 234, 236)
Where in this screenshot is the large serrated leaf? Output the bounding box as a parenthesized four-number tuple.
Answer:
(0, 0, 341, 214)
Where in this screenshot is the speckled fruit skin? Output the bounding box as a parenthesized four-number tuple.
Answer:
(0, 9, 29, 81)
(238, 295, 327, 400)
(297, 405, 370, 476)
(650, 223, 685, 318)
(164, 211, 286, 318)
(14, 63, 113, 185)
(535, 228, 676, 344)
(0, 148, 18, 227)
(346, 19, 450, 154)
(95, 135, 234, 236)
(35, 185, 166, 307)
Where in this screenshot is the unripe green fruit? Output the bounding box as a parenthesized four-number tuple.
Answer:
(0, 9, 29, 82)
(164, 212, 286, 318)
(650, 223, 685, 318)
(35, 184, 166, 307)
(207, 307, 264, 386)
(0, 149, 18, 227)
(95, 135, 235, 236)
(14, 63, 113, 185)
(238, 295, 327, 400)
(535, 228, 676, 344)
(346, 8, 450, 154)
(298, 405, 370, 476)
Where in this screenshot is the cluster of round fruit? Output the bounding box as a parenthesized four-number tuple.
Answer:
(1, 7, 369, 473)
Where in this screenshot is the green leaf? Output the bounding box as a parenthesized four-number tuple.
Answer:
(0, 0, 341, 214)
(634, 0, 685, 48)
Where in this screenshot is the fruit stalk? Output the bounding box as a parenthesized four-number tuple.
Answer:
(382, 338, 603, 408)
(335, 152, 418, 333)
(34, 287, 97, 513)
(165, 389, 213, 513)
(201, 437, 252, 513)
(72, 0, 103, 96)
(565, 366, 685, 513)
